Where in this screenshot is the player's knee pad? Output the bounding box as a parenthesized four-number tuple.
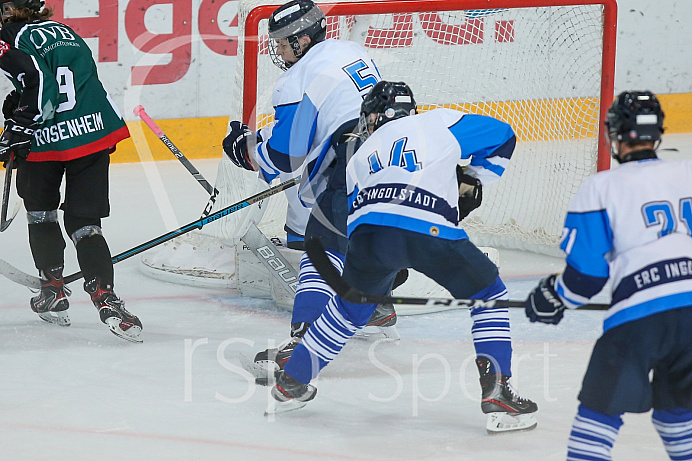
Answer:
(69, 224, 103, 246)
(64, 215, 103, 246)
(26, 209, 59, 224)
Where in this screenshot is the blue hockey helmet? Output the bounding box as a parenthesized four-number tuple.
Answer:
(358, 81, 417, 139)
(267, 0, 327, 70)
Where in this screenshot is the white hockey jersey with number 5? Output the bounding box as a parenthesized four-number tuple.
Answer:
(346, 108, 515, 240)
(252, 38, 380, 206)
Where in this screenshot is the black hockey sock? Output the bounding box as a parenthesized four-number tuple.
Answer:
(28, 222, 66, 270)
(75, 235, 114, 286)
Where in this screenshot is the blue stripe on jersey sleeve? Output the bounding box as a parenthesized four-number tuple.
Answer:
(348, 185, 359, 212)
(263, 102, 298, 172)
(562, 209, 612, 278)
(562, 263, 608, 299)
(260, 169, 279, 183)
(290, 95, 318, 159)
(448, 114, 515, 160)
(263, 99, 317, 173)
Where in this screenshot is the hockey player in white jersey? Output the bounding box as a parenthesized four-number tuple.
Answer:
(526, 91, 692, 460)
(222, 0, 398, 380)
(269, 81, 538, 432)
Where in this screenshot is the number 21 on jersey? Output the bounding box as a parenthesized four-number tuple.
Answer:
(642, 198, 692, 237)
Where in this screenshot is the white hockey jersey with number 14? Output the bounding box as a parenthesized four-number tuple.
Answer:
(555, 158, 692, 331)
(346, 108, 515, 240)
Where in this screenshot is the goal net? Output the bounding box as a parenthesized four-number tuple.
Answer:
(140, 0, 616, 292)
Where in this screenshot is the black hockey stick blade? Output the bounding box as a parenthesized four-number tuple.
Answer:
(305, 238, 610, 311)
(0, 177, 300, 288)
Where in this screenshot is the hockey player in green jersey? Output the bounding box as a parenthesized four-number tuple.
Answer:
(0, 0, 142, 342)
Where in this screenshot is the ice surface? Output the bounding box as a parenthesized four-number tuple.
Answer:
(3, 132, 690, 460)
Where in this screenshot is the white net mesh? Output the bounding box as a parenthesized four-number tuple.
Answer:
(143, 0, 614, 283)
(207, 0, 610, 255)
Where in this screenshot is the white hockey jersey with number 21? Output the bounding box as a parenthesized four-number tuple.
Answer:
(346, 108, 515, 240)
(555, 158, 692, 331)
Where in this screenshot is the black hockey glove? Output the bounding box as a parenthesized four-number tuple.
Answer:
(525, 274, 567, 325)
(2, 90, 20, 121)
(0, 120, 34, 164)
(223, 121, 261, 171)
(456, 165, 482, 220)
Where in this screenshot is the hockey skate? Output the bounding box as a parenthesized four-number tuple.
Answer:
(30, 265, 71, 327)
(477, 357, 538, 434)
(355, 303, 400, 341)
(85, 277, 142, 343)
(265, 370, 317, 415)
(242, 328, 305, 385)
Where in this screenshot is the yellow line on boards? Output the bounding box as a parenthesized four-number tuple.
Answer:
(104, 92, 692, 164)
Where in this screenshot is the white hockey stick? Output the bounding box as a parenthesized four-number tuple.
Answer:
(240, 222, 299, 295)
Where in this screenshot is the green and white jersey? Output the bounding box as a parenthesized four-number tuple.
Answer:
(0, 20, 129, 161)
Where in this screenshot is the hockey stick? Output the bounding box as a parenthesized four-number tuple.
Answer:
(0, 177, 300, 288)
(0, 153, 20, 232)
(304, 238, 610, 311)
(134, 105, 218, 216)
(133, 111, 296, 294)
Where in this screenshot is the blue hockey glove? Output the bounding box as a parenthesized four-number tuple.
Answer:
(223, 121, 261, 171)
(525, 274, 566, 325)
(0, 119, 34, 164)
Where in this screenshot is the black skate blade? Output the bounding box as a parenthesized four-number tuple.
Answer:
(239, 353, 276, 386)
(37, 311, 71, 327)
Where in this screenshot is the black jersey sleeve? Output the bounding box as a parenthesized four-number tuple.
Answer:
(0, 39, 43, 127)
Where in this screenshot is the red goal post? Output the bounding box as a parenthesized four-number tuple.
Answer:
(241, 0, 616, 172)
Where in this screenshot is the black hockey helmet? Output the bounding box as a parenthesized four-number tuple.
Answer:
(605, 91, 664, 146)
(0, 0, 44, 23)
(268, 0, 327, 70)
(358, 81, 417, 139)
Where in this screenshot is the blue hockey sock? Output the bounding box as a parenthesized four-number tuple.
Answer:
(566, 404, 623, 461)
(652, 408, 692, 460)
(469, 277, 512, 375)
(291, 250, 344, 325)
(283, 296, 363, 384)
